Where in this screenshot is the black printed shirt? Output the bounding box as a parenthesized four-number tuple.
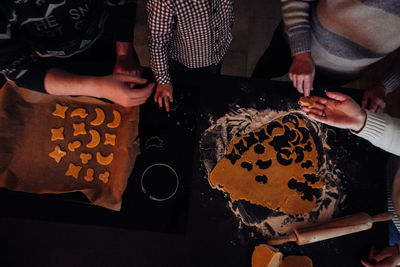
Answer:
(0, 0, 136, 92)
(147, 0, 235, 85)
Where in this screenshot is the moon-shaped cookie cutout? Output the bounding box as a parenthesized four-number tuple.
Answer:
(86, 130, 101, 148)
(96, 152, 114, 166)
(71, 108, 88, 118)
(107, 110, 121, 128)
(90, 108, 105, 126)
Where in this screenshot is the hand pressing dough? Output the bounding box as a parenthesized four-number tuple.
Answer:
(84, 168, 95, 182)
(96, 152, 114, 166)
(65, 163, 82, 179)
(252, 244, 282, 267)
(107, 110, 121, 128)
(73, 122, 87, 136)
(68, 140, 81, 151)
(104, 133, 116, 146)
(49, 145, 66, 163)
(51, 127, 64, 141)
(99, 171, 110, 183)
(80, 153, 92, 164)
(281, 256, 313, 267)
(86, 129, 100, 148)
(71, 108, 88, 118)
(298, 97, 315, 108)
(90, 107, 105, 126)
(52, 104, 68, 119)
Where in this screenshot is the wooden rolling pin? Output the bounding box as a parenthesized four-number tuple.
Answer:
(268, 212, 394, 246)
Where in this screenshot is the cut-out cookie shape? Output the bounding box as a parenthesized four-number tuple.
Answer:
(281, 256, 313, 267)
(71, 108, 88, 118)
(99, 171, 110, 183)
(90, 107, 105, 126)
(86, 129, 100, 148)
(104, 133, 116, 146)
(65, 163, 82, 179)
(52, 104, 68, 119)
(252, 244, 282, 267)
(73, 122, 87, 136)
(68, 140, 81, 151)
(51, 127, 64, 141)
(80, 153, 92, 164)
(49, 145, 66, 163)
(96, 152, 114, 166)
(107, 110, 121, 128)
(299, 97, 315, 108)
(84, 168, 95, 182)
(209, 113, 324, 215)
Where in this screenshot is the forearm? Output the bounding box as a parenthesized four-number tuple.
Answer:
(116, 41, 134, 56)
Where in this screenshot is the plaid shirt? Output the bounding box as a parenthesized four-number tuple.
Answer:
(147, 0, 235, 85)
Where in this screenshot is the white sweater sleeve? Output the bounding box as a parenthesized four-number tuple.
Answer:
(353, 110, 400, 156)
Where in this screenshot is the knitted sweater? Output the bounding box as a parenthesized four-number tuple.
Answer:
(354, 110, 400, 156)
(281, 0, 400, 92)
(0, 0, 136, 92)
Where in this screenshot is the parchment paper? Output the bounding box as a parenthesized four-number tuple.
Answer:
(0, 82, 140, 211)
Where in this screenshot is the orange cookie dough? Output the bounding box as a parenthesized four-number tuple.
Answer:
(73, 122, 87, 136)
(90, 107, 105, 126)
(51, 127, 64, 141)
(99, 171, 110, 183)
(96, 152, 113, 166)
(68, 140, 81, 152)
(49, 145, 66, 163)
(52, 104, 68, 119)
(104, 133, 116, 146)
(86, 129, 100, 148)
(299, 97, 315, 108)
(65, 163, 82, 179)
(71, 108, 88, 118)
(80, 153, 92, 164)
(252, 244, 282, 267)
(84, 168, 95, 182)
(107, 110, 121, 128)
(281, 256, 313, 267)
(209, 113, 324, 215)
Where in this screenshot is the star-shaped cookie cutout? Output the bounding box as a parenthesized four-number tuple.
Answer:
(49, 145, 66, 163)
(104, 133, 116, 146)
(73, 122, 87, 136)
(65, 163, 82, 179)
(51, 127, 64, 141)
(52, 104, 68, 119)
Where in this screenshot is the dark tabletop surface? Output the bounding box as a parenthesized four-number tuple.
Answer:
(0, 73, 390, 267)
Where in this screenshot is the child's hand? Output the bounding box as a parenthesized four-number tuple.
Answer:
(154, 83, 174, 112)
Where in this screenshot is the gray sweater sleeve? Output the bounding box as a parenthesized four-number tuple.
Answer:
(381, 54, 400, 93)
(353, 110, 400, 156)
(280, 0, 316, 56)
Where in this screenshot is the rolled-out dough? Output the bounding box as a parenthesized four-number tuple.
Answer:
(252, 244, 282, 267)
(281, 256, 313, 267)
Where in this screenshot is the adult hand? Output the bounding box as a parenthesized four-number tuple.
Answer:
(362, 83, 388, 113)
(154, 83, 173, 112)
(113, 55, 143, 79)
(97, 74, 154, 107)
(361, 246, 400, 267)
(289, 52, 315, 96)
(300, 91, 367, 132)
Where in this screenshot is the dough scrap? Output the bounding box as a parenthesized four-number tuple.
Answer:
(68, 140, 81, 152)
(281, 256, 313, 267)
(80, 153, 92, 164)
(104, 133, 116, 146)
(107, 110, 121, 128)
(51, 127, 65, 141)
(65, 163, 82, 179)
(90, 107, 105, 126)
(252, 244, 282, 267)
(298, 97, 315, 108)
(52, 104, 68, 119)
(49, 145, 66, 163)
(71, 108, 88, 118)
(84, 168, 95, 182)
(96, 152, 114, 166)
(73, 122, 87, 136)
(209, 113, 324, 215)
(86, 129, 100, 148)
(99, 171, 110, 183)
